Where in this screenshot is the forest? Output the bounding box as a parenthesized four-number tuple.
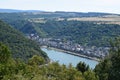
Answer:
(0, 12, 120, 80)
(0, 13, 120, 47)
(0, 37, 120, 80)
(0, 20, 48, 62)
(37, 20, 120, 46)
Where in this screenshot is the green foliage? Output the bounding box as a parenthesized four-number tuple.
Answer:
(76, 61, 89, 73)
(0, 42, 11, 64)
(0, 43, 87, 80)
(1, 12, 120, 79)
(38, 62, 85, 80)
(84, 70, 99, 80)
(94, 59, 111, 80)
(0, 43, 16, 79)
(0, 13, 120, 47)
(108, 37, 120, 80)
(28, 55, 45, 65)
(94, 37, 120, 80)
(0, 20, 48, 61)
(38, 20, 120, 46)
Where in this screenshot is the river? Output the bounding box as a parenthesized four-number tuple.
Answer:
(42, 48, 98, 69)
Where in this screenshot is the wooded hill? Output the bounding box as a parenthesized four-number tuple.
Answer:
(0, 12, 120, 47)
(37, 20, 120, 46)
(0, 20, 48, 61)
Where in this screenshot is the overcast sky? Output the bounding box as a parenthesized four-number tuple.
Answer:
(0, 0, 120, 13)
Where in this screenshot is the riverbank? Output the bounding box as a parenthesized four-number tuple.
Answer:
(41, 46, 100, 62)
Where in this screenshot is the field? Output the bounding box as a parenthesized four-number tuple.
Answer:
(67, 15, 120, 25)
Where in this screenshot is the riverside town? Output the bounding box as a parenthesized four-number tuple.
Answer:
(27, 33, 110, 59)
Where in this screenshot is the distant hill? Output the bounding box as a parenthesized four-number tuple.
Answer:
(0, 20, 48, 61)
(0, 8, 118, 16)
(0, 11, 120, 47)
(0, 9, 44, 13)
(38, 20, 120, 46)
(54, 11, 116, 17)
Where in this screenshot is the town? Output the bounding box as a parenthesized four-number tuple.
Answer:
(27, 33, 110, 59)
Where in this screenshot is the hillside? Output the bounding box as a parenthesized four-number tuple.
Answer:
(0, 12, 120, 47)
(0, 34, 120, 80)
(0, 20, 48, 61)
(0, 42, 96, 80)
(37, 20, 120, 46)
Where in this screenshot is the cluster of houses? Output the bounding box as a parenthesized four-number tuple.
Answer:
(27, 33, 110, 59)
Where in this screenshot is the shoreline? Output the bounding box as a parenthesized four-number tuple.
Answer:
(41, 46, 100, 62)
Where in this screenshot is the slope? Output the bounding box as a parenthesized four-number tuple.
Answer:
(38, 20, 120, 46)
(0, 20, 48, 61)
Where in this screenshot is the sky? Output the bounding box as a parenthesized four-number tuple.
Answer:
(0, 0, 120, 14)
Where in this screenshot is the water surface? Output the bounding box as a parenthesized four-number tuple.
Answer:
(42, 48, 98, 69)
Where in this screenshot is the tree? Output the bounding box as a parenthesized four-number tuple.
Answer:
(94, 37, 120, 80)
(0, 42, 11, 64)
(94, 59, 111, 80)
(84, 70, 99, 80)
(0, 42, 16, 79)
(76, 61, 89, 73)
(28, 55, 45, 65)
(108, 37, 120, 80)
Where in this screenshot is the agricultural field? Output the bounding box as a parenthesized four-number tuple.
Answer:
(67, 15, 120, 25)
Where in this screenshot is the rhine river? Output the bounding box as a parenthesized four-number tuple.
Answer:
(42, 48, 98, 69)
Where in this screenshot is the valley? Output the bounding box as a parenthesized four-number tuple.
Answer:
(0, 11, 120, 60)
(28, 33, 109, 59)
(0, 9, 120, 80)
